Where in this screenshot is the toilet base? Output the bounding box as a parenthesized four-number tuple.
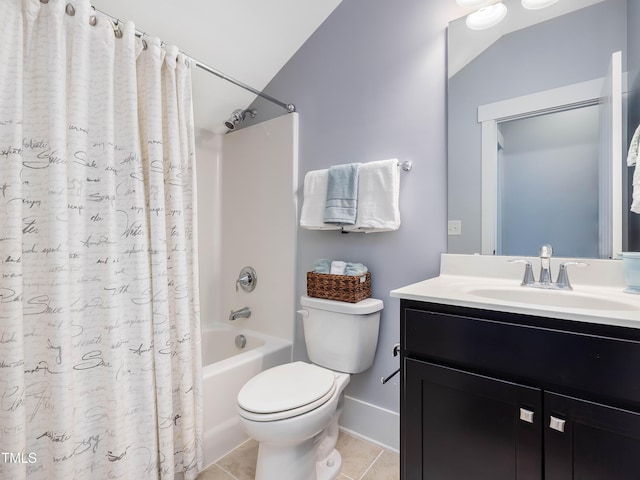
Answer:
(253, 399, 345, 480)
(255, 435, 316, 480)
(316, 448, 342, 480)
(241, 370, 351, 480)
(254, 438, 343, 480)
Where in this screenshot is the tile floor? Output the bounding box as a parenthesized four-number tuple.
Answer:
(196, 430, 399, 480)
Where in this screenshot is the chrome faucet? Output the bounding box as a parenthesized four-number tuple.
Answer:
(229, 306, 251, 321)
(538, 244, 553, 286)
(510, 244, 588, 290)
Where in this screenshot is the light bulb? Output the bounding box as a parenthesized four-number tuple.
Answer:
(465, 2, 508, 30)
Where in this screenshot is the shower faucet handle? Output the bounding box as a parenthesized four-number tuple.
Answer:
(235, 266, 257, 292)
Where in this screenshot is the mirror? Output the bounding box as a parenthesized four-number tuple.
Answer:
(447, 0, 640, 258)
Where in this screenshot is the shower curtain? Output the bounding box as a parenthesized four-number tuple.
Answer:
(0, 1, 202, 479)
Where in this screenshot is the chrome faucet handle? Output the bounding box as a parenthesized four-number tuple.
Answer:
(555, 261, 588, 290)
(235, 274, 250, 291)
(235, 266, 257, 292)
(509, 259, 535, 286)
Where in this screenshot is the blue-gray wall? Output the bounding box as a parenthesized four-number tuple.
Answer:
(245, 0, 463, 414)
(499, 107, 600, 257)
(241, 0, 639, 422)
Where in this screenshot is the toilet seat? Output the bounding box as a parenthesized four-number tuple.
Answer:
(238, 362, 337, 422)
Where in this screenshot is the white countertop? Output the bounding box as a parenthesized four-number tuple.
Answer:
(390, 254, 640, 330)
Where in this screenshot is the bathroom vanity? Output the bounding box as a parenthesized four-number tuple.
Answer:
(391, 254, 640, 480)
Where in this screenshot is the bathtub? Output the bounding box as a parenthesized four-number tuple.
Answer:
(201, 324, 292, 468)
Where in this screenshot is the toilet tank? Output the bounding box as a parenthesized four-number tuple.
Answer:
(299, 295, 383, 374)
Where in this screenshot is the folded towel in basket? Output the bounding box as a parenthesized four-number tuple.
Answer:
(330, 260, 347, 275)
(313, 259, 331, 274)
(344, 262, 368, 276)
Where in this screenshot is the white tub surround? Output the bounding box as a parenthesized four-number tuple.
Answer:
(219, 113, 298, 341)
(196, 105, 298, 472)
(391, 254, 640, 329)
(201, 325, 292, 469)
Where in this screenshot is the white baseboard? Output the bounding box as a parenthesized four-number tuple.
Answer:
(339, 395, 399, 452)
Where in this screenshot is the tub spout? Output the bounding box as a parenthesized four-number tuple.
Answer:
(229, 306, 251, 321)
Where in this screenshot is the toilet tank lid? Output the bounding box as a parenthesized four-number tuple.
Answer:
(300, 295, 383, 314)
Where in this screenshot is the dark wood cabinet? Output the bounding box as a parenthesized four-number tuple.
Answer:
(544, 392, 640, 480)
(404, 359, 542, 480)
(400, 300, 640, 480)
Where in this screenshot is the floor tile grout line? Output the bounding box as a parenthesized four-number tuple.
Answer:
(358, 449, 385, 480)
(212, 463, 240, 480)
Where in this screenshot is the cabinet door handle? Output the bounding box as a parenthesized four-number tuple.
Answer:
(519, 408, 534, 424)
(549, 416, 566, 433)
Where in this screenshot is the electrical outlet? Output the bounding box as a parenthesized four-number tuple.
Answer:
(448, 220, 462, 236)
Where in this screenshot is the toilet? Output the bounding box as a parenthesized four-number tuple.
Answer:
(236, 295, 384, 480)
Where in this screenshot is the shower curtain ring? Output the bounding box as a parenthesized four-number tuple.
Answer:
(65, 3, 75, 16)
(113, 20, 123, 39)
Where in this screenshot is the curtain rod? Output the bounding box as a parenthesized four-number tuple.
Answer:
(93, 7, 296, 114)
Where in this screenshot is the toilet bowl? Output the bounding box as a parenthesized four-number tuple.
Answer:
(236, 295, 383, 480)
(238, 362, 350, 480)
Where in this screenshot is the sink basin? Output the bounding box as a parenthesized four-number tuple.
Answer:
(466, 287, 638, 312)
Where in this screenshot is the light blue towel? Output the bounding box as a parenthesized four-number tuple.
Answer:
(344, 262, 368, 276)
(313, 259, 331, 274)
(324, 163, 360, 224)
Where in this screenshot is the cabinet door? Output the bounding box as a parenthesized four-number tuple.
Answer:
(403, 359, 542, 480)
(545, 392, 640, 480)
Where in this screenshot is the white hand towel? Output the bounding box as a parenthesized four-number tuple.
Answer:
(632, 159, 640, 214)
(628, 124, 640, 166)
(629, 125, 640, 214)
(343, 159, 401, 233)
(330, 260, 347, 275)
(300, 169, 341, 230)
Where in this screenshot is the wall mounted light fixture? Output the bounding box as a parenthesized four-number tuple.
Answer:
(465, 2, 508, 30)
(457, 0, 560, 30)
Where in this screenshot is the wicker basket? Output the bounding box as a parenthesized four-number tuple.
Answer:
(306, 271, 371, 303)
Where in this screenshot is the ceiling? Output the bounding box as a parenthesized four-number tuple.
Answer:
(91, 0, 343, 133)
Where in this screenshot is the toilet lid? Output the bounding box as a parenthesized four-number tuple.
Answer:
(237, 362, 336, 416)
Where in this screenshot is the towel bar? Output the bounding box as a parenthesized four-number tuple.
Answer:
(398, 161, 412, 171)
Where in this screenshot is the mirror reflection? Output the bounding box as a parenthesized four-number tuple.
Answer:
(447, 0, 640, 258)
(497, 106, 600, 257)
